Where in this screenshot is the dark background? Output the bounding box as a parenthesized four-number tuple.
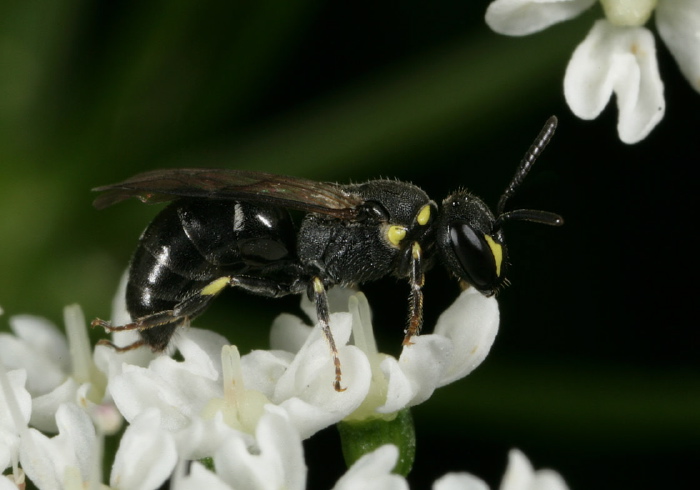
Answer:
(1, 1, 698, 488)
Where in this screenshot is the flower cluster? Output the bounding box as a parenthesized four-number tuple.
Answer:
(486, 0, 700, 143)
(1, 277, 567, 489)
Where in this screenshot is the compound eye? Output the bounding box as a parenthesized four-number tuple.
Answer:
(448, 222, 501, 290)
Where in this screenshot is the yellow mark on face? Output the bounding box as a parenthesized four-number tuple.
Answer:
(411, 241, 422, 259)
(387, 225, 407, 246)
(313, 277, 324, 293)
(484, 235, 503, 277)
(201, 277, 231, 296)
(416, 204, 431, 226)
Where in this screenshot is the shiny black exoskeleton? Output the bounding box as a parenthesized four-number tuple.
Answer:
(92, 117, 563, 391)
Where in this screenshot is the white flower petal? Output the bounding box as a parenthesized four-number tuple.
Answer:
(499, 449, 569, 490)
(656, 0, 700, 93)
(7, 315, 69, 369)
(1, 316, 68, 396)
(273, 312, 352, 399)
(52, 404, 96, 481)
(399, 334, 452, 407)
(19, 428, 63, 490)
(270, 287, 359, 353)
(0, 475, 22, 490)
(333, 445, 408, 490)
(486, 0, 595, 36)
(0, 447, 12, 476)
(111, 409, 177, 490)
(19, 404, 96, 490)
(376, 356, 414, 413)
(171, 328, 229, 380)
(240, 349, 293, 399)
(213, 409, 306, 490)
(434, 288, 499, 386)
(95, 336, 155, 373)
(269, 313, 315, 353)
(77, 381, 123, 435)
(255, 407, 306, 489)
(173, 413, 252, 461)
(172, 461, 231, 490)
(0, 369, 31, 472)
(110, 271, 132, 325)
(29, 378, 80, 433)
(214, 437, 267, 489)
(433, 473, 490, 490)
(109, 329, 224, 431)
(0, 370, 31, 434)
(109, 364, 194, 430)
(276, 344, 371, 438)
(272, 312, 372, 435)
(564, 19, 665, 143)
(374, 288, 499, 411)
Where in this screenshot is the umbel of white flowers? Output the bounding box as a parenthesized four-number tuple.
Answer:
(1, 274, 569, 489)
(486, 0, 700, 143)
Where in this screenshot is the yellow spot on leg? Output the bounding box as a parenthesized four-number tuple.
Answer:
(201, 277, 231, 296)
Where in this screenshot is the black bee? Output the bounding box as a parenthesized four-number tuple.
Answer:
(92, 117, 563, 391)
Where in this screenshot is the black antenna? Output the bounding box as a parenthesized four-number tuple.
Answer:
(495, 116, 563, 228)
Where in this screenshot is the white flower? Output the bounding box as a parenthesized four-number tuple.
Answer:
(0, 473, 24, 490)
(272, 287, 499, 421)
(564, 18, 664, 143)
(106, 328, 229, 433)
(18, 403, 99, 490)
(433, 449, 569, 490)
(331, 444, 408, 490)
(0, 305, 121, 434)
(0, 366, 31, 478)
(485, 0, 700, 143)
(110, 408, 178, 490)
(499, 449, 569, 490)
(106, 317, 371, 448)
(655, 1, 700, 89)
(14, 399, 176, 490)
(173, 408, 408, 490)
(254, 294, 373, 437)
(172, 407, 306, 490)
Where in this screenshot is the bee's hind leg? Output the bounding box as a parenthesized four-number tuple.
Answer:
(92, 276, 236, 351)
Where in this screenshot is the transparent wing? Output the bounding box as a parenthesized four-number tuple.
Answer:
(93, 168, 364, 219)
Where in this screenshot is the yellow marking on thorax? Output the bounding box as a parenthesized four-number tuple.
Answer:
(201, 277, 231, 296)
(484, 235, 503, 277)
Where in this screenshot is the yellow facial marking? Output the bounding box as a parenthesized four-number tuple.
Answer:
(201, 277, 230, 296)
(417, 204, 431, 226)
(313, 277, 324, 293)
(411, 241, 422, 259)
(387, 225, 407, 246)
(484, 235, 503, 277)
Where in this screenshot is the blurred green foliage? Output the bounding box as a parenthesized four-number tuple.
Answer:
(1, 1, 698, 489)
